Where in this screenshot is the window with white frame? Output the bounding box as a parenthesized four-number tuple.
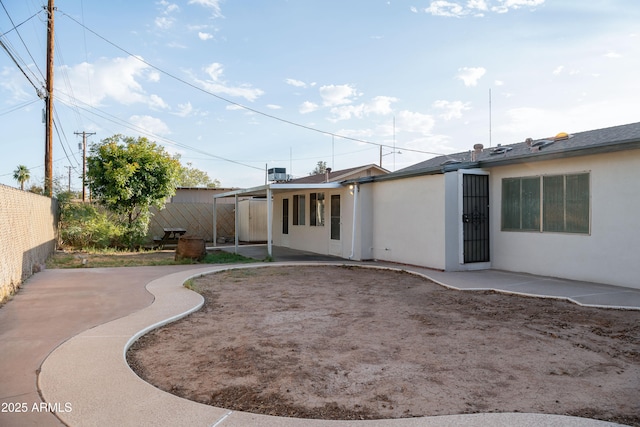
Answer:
(502, 173, 590, 234)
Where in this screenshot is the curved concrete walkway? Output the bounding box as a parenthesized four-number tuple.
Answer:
(34, 262, 633, 427)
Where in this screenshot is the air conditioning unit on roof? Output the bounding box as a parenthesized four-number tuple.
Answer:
(268, 167, 288, 182)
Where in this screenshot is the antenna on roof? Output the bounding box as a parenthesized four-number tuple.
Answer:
(489, 88, 492, 148)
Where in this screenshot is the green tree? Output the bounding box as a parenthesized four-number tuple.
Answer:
(176, 157, 220, 187)
(87, 135, 181, 248)
(309, 160, 327, 176)
(13, 165, 30, 190)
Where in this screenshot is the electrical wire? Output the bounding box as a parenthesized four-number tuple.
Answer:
(57, 9, 447, 157)
(0, 37, 44, 97)
(0, 98, 40, 116)
(0, 8, 41, 37)
(55, 92, 265, 171)
(0, 0, 45, 80)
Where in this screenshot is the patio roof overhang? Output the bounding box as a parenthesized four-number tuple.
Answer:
(212, 182, 344, 257)
(212, 182, 344, 199)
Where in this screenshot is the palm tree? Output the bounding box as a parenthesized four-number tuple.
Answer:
(13, 165, 30, 190)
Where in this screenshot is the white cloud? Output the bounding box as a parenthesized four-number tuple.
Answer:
(456, 67, 486, 86)
(432, 100, 471, 120)
(326, 96, 397, 122)
(299, 101, 319, 114)
(174, 102, 193, 117)
(149, 94, 169, 110)
(198, 32, 214, 40)
(188, 0, 223, 17)
(553, 65, 564, 75)
(604, 51, 622, 58)
(319, 84, 359, 106)
(148, 71, 161, 82)
(195, 62, 264, 102)
(491, 0, 545, 13)
(396, 110, 435, 134)
(467, 0, 489, 11)
(285, 78, 307, 88)
(129, 115, 171, 136)
(328, 104, 365, 122)
(416, 0, 544, 17)
(155, 1, 180, 29)
(365, 96, 397, 115)
(424, 1, 466, 17)
(266, 104, 282, 110)
(494, 80, 504, 86)
(58, 56, 167, 109)
(155, 16, 175, 29)
(0, 66, 32, 102)
(205, 62, 224, 81)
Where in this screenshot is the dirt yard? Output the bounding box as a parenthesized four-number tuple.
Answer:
(127, 266, 640, 425)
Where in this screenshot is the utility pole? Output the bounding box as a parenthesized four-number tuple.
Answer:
(65, 166, 71, 192)
(44, 0, 55, 197)
(75, 131, 95, 201)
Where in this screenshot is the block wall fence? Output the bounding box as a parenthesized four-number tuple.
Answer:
(0, 184, 58, 303)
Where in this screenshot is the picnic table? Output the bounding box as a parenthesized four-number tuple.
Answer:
(153, 228, 187, 248)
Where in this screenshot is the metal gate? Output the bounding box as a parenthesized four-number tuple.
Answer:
(462, 174, 490, 263)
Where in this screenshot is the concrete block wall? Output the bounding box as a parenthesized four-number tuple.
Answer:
(0, 184, 58, 303)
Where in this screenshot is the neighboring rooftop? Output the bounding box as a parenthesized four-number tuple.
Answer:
(395, 121, 640, 177)
(288, 164, 388, 184)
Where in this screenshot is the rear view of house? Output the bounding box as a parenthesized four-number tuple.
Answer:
(217, 122, 640, 289)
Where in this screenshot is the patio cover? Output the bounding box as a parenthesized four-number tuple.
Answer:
(212, 182, 343, 257)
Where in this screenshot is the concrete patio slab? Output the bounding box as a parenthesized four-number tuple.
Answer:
(417, 268, 640, 310)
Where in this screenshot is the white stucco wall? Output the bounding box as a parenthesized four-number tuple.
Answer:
(272, 188, 354, 258)
(490, 149, 640, 288)
(369, 175, 446, 269)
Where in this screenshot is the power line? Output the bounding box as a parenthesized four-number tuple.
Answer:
(0, 98, 40, 116)
(0, 37, 44, 97)
(0, 0, 45, 80)
(57, 9, 446, 157)
(55, 93, 264, 171)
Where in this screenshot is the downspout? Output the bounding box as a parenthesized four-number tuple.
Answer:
(349, 184, 359, 260)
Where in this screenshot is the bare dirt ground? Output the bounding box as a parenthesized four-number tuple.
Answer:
(127, 266, 640, 425)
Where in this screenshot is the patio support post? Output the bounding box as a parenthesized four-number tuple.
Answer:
(267, 187, 273, 258)
(234, 194, 239, 254)
(349, 184, 359, 260)
(212, 197, 217, 248)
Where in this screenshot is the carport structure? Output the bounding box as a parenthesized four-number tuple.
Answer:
(213, 182, 343, 258)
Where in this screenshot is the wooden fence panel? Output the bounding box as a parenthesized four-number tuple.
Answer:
(148, 203, 235, 243)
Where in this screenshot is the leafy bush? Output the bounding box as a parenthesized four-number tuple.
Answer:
(58, 201, 123, 249)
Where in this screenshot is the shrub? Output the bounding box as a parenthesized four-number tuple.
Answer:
(58, 201, 123, 249)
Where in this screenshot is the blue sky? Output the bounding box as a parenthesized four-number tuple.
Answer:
(1, 0, 639, 190)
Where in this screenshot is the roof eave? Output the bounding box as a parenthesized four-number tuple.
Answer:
(354, 138, 640, 184)
(478, 138, 640, 168)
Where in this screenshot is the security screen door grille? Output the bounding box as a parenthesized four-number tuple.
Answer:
(462, 174, 490, 263)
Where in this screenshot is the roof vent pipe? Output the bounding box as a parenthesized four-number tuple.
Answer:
(325, 167, 332, 183)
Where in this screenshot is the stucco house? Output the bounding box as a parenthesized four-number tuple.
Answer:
(215, 122, 640, 289)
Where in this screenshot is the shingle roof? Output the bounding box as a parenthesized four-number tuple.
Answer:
(289, 164, 388, 184)
(396, 121, 640, 175)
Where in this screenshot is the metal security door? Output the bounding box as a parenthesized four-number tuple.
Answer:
(462, 174, 490, 263)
